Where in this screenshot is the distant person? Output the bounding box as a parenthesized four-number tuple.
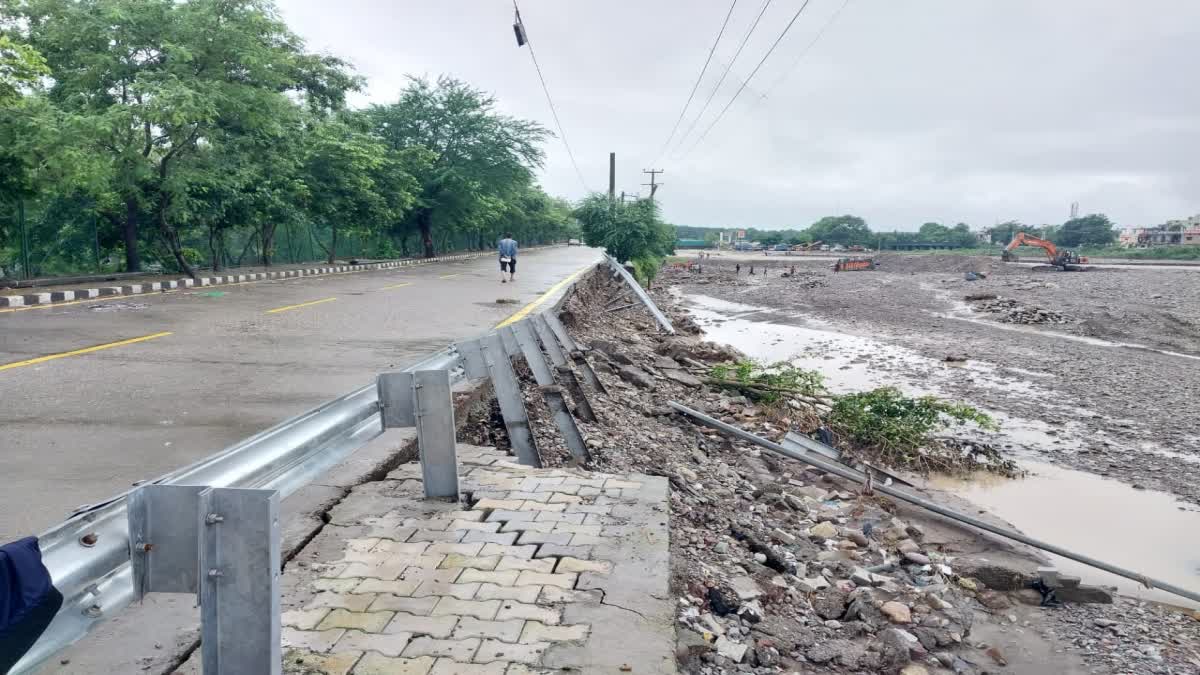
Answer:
(498, 233, 518, 283)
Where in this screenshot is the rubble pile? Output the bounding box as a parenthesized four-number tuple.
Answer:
(541, 274, 1036, 673)
(968, 296, 1073, 325)
(468, 269, 1200, 674)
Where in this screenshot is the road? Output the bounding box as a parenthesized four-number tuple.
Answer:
(0, 245, 601, 542)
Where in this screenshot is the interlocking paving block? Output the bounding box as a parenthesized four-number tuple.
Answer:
(280, 444, 674, 674)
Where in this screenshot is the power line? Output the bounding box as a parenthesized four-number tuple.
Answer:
(669, 0, 775, 157)
(682, 0, 816, 158)
(513, 1, 592, 193)
(651, 0, 739, 164)
(760, 0, 851, 100)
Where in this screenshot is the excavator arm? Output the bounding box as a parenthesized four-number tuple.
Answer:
(1004, 232, 1058, 260)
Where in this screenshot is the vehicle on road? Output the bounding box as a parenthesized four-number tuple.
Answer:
(773, 244, 790, 251)
(567, 238, 582, 246)
(1001, 232, 1088, 270)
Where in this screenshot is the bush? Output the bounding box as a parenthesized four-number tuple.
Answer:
(828, 386, 1017, 475)
(708, 360, 826, 404)
(631, 255, 662, 286)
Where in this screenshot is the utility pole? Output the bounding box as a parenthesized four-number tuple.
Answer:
(641, 169, 664, 203)
(608, 152, 616, 202)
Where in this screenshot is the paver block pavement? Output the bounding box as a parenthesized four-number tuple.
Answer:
(279, 444, 674, 674)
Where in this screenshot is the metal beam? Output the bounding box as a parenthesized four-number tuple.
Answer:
(542, 312, 607, 395)
(511, 321, 590, 463)
(603, 254, 674, 333)
(531, 315, 595, 423)
(482, 332, 541, 467)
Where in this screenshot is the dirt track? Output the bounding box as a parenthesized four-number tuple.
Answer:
(667, 254, 1200, 505)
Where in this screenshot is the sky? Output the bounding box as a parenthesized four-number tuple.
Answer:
(274, 0, 1200, 232)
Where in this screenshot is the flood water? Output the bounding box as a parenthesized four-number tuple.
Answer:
(683, 293, 1200, 608)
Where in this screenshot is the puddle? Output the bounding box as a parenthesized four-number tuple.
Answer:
(684, 292, 1200, 608)
(930, 460, 1200, 608)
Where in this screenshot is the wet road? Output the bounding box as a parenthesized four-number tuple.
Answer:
(0, 246, 601, 541)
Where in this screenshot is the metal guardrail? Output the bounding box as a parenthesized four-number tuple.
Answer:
(602, 254, 675, 334)
(12, 348, 463, 673)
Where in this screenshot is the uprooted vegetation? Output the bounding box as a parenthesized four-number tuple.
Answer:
(704, 360, 1017, 477)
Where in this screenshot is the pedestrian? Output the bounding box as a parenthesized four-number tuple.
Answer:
(736, 263, 741, 275)
(498, 232, 518, 283)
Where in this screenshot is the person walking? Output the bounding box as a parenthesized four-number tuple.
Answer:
(498, 233, 518, 283)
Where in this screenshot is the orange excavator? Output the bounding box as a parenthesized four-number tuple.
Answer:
(1001, 232, 1088, 271)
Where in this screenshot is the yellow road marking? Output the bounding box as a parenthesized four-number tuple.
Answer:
(438, 273, 462, 279)
(0, 331, 173, 372)
(381, 282, 413, 290)
(496, 266, 588, 328)
(265, 297, 337, 314)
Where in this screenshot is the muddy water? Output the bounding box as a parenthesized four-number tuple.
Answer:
(931, 463, 1200, 608)
(683, 292, 1200, 608)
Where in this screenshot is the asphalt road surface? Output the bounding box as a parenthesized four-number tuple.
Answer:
(0, 245, 601, 542)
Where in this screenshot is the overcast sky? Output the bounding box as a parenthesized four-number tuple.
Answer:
(275, 0, 1199, 232)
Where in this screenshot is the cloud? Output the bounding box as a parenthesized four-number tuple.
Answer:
(276, 0, 1200, 230)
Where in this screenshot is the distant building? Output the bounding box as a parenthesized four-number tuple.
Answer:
(1122, 215, 1200, 247)
(1166, 214, 1200, 230)
(1118, 228, 1144, 248)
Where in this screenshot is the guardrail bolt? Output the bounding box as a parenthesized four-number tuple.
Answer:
(205, 513, 224, 525)
(79, 533, 98, 547)
(207, 568, 223, 579)
(83, 604, 102, 618)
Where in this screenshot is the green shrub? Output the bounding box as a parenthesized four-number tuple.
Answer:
(828, 386, 1016, 474)
(708, 360, 825, 403)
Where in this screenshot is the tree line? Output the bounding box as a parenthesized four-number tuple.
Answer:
(676, 213, 1121, 250)
(0, 0, 578, 280)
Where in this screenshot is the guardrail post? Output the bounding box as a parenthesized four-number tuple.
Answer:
(376, 370, 458, 499)
(199, 487, 280, 675)
(412, 370, 459, 499)
(125, 484, 281, 675)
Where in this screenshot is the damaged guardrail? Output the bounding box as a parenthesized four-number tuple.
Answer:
(602, 253, 675, 334)
(668, 401, 1200, 607)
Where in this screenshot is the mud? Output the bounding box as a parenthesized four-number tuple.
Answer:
(667, 256, 1200, 507)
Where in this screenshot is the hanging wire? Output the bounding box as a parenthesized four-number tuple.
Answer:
(513, 1, 593, 193)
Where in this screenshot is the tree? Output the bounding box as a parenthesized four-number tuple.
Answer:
(806, 215, 871, 246)
(575, 194, 673, 264)
(5, 0, 359, 273)
(918, 222, 950, 242)
(1055, 214, 1116, 248)
(368, 76, 549, 258)
(0, 34, 48, 104)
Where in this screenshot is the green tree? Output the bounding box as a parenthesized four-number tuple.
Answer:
(1055, 214, 1116, 248)
(806, 215, 871, 246)
(5, 0, 359, 273)
(367, 76, 549, 258)
(0, 34, 48, 104)
(575, 194, 673, 264)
